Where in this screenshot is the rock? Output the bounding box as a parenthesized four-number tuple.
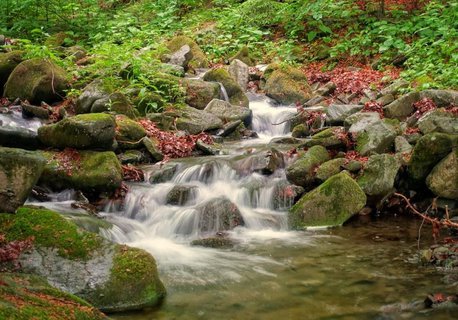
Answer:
(380, 79, 409, 96)
(346, 112, 381, 131)
(300, 127, 346, 149)
(191, 237, 235, 249)
(417, 109, 458, 134)
(0, 273, 108, 319)
(235, 148, 285, 175)
(0, 126, 42, 150)
(168, 44, 193, 69)
(229, 46, 254, 66)
(39, 150, 122, 192)
(76, 80, 107, 114)
(376, 94, 395, 106)
(115, 115, 146, 149)
(272, 181, 304, 210)
(143, 137, 164, 162)
(228, 59, 249, 90)
(38, 113, 116, 150)
(292, 124, 310, 138)
(0, 147, 45, 213)
(384, 92, 420, 119)
(91, 92, 139, 118)
(286, 145, 330, 188)
(289, 172, 366, 228)
(264, 69, 312, 105)
(0, 207, 166, 313)
(426, 150, 458, 200)
(316, 158, 347, 181)
(196, 139, 220, 155)
(131, 90, 164, 115)
(342, 160, 362, 172)
(166, 35, 208, 68)
(217, 120, 243, 137)
(21, 101, 51, 119)
(166, 185, 198, 205)
(394, 135, 413, 154)
(204, 99, 252, 126)
(0, 51, 23, 95)
(326, 104, 363, 124)
(4, 59, 68, 104)
(182, 79, 220, 110)
(175, 105, 223, 134)
(64, 45, 87, 61)
(408, 133, 457, 181)
(149, 163, 178, 184)
(420, 89, 458, 107)
(315, 81, 336, 96)
(203, 68, 249, 107)
(357, 154, 401, 196)
(195, 197, 244, 234)
(118, 150, 144, 164)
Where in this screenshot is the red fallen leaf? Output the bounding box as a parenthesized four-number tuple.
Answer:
(344, 150, 369, 164)
(122, 165, 144, 182)
(404, 127, 420, 135)
(362, 101, 384, 118)
(413, 97, 436, 118)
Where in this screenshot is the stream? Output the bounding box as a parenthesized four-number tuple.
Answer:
(22, 94, 456, 319)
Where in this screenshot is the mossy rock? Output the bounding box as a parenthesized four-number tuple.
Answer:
(229, 46, 254, 66)
(264, 69, 312, 105)
(289, 172, 366, 228)
(91, 92, 139, 119)
(292, 123, 310, 138)
(426, 149, 458, 200)
(39, 150, 122, 192)
(417, 109, 458, 135)
(191, 237, 235, 249)
(174, 104, 223, 134)
(0, 207, 166, 313)
(38, 113, 116, 150)
(44, 32, 68, 47)
(0, 50, 23, 95)
(316, 158, 346, 181)
(167, 35, 208, 68)
(357, 154, 401, 196)
(166, 185, 198, 205)
(195, 197, 245, 235)
(142, 137, 164, 162)
(0, 273, 108, 320)
(0, 147, 45, 213)
(355, 120, 397, 156)
(4, 58, 69, 104)
(115, 115, 146, 149)
(300, 127, 345, 148)
(132, 91, 165, 115)
(203, 68, 249, 108)
(286, 145, 330, 188)
(182, 78, 220, 110)
(204, 99, 252, 126)
(408, 133, 458, 182)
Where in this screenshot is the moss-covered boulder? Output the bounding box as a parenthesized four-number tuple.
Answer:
(383, 92, 420, 120)
(264, 68, 312, 105)
(204, 99, 252, 126)
(0, 273, 108, 320)
(142, 137, 164, 162)
(39, 150, 122, 192)
(316, 158, 347, 181)
(286, 145, 330, 188)
(300, 127, 346, 149)
(289, 172, 366, 228)
(292, 123, 310, 138)
(426, 150, 458, 200)
(166, 36, 208, 68)
(203, 68, 249, 108)
(182, 78, 220, 110)
(354, 119, 397, 156)
(174, 104, 223, 134)
(229, 46, 254, 66)
(115, 115, 146, 149)
(0, 126, 42, 150)
(357, 154, 401, 196)
(38, 113, 116, 150)
(408, 133, 458, 181)
(0, 147, 45, 213)
(4, 58, 68, 104)
(326, 104, 363, 124)
(91, 92, 139, 118)
(0, 207, 166, 313)
(76, 80, 107, 114)
(417, 109, 458, 135)
(0, 50, 23, 95)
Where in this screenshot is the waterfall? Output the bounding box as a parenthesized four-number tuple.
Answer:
(218, 82, 230, 102)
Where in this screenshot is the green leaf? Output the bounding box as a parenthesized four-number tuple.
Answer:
(307, 31, 317, 42)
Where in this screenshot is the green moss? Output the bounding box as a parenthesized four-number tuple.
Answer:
(115, 115, 146, 148)
(316, 158, 346, 181)
(264, 69, 311, 105)
(302, 127, 344, 148)
(229, 46, 254, 66)
(167, 35, 208, 68)
(0, 273, 107, 320)
(286, 145, 330, 187)
(291, 124, 309, 138)
(203, 68, 249, 107)
(0, 51, 23, 95)
(0, 207, 101, 260)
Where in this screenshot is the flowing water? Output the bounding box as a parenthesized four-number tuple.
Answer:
(23, 94, 456, 319)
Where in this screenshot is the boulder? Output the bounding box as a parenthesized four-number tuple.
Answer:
(175, 105, 223, 134)
(168, 44, 192, 69)
(0, 207, 166, 313)
(394, 135, 413, 154)
(289, 172, 366, 228)
(148, 162, 178, 184)
(408, 133, 457, 181)
(316, 158, 347, 181)
(426, 150, 458, 200)
(300, 127, 346, 149)
(76, 80, 107, 114)
(357, 154, 401, 196)
(272, 181, 304, 210)
(286, 145, 330, 188)
(0, 273, 108, 319)
(346, 112, 380, 131)
(39, 150, 122, 192)
(166, 185, 198, 205)
(38, 113, 116, 150)
(203, 68, 249, 107)
(4, 59, 68, 104)
(384, 92, 420, 119)
(291, 123, 310, 138)
(264, 69, 312, 105)
(118, 150, 144, 164)
(380, 79, 409, 96)
(204, 99, 252, 127)
(228, 59, 249, 90)
(166, 36, 208, 68)
(420, 90, 458, 107)
(229, 46, 254, 66)
(0, 126, 42, 150)
(195, 197, 244, 234)
(196, 139, 221, 155)
(91, 92, 139, 118)
(0, 51, 23, 95)
(115, 115, 146, 149)
(142, 137, 164, 162)
(0, 147, 45, 213)
(182, 79, 220, 110)
(326, 104, 363, 124)
(417, 109, 458, 134)
(235, 148, 285, 175)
